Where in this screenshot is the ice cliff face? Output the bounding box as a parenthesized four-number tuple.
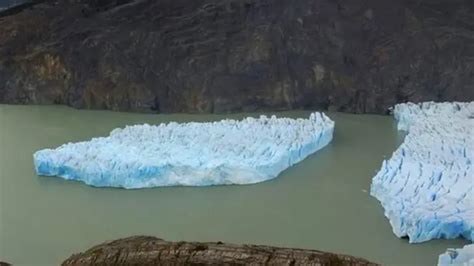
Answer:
(439, 244, 474, 266)
(34, 113, 334, 189)
(371, 102, 474, 243)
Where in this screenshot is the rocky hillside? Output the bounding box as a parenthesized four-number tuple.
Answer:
(0, 0, 473, 113)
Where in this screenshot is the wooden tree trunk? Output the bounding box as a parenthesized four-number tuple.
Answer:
(62, 236, 378, 266)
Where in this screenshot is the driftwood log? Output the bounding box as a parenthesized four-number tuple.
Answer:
(62, 236, 378, 265)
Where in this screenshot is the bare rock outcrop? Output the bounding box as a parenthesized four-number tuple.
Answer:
(1, 0, 473, 114)
(62, 236, 378, 265)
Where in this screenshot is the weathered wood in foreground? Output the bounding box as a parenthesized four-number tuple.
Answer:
(62, 236, 378, 266)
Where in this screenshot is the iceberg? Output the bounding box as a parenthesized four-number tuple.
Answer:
(438, 244, 474, 266)
(34, 113, 334, 189)
(371, 102, 474, 243)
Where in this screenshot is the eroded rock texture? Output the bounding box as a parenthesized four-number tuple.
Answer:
(0, 0, 473, 113)
(61, 236, 378, 265)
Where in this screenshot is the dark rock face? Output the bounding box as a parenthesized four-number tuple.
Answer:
(62, 236, 379, 265)
(0, 0, 473, 114)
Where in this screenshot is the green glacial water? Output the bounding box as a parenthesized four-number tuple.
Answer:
(0, 105, 468, 265)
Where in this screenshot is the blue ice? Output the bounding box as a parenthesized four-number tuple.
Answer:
(34, 113, 334, 189)
(439, 244, 474, 266)
(371, 102, 474, 243)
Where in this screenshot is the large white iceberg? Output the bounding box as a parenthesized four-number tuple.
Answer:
(34, 113, 334, 189)
(439, 244, 474, 266)
(371, 102, 474, 243)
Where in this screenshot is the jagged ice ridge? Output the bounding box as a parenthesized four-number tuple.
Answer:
(371, 102, 474, 243)
(34, 113, 334, 189)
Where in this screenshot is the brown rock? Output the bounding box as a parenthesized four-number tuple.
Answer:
(62, 236, 379, 265)
(1, 0, 473, 114)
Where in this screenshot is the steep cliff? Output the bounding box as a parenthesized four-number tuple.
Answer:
(1, 0, 473, 113)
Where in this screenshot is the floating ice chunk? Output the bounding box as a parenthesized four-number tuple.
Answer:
(371, 102, 474, 243)
(438, 244, 474, 266)
(34, 113, 334, 189)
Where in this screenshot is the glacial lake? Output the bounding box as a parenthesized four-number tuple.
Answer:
(0, 105, 469, 265)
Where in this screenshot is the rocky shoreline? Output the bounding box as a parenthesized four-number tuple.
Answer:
(1, 0, 473, 114)
(62, 236, 378, 265)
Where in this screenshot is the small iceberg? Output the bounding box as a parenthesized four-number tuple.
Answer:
(34, 113, 334, 189)
(371, 102, 474, 243)
(438, 244, 474, 266)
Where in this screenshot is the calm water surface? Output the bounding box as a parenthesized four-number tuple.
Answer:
(0, 105, 468, 265)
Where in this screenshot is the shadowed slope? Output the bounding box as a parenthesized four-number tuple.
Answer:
(1, 0, 473, 113)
